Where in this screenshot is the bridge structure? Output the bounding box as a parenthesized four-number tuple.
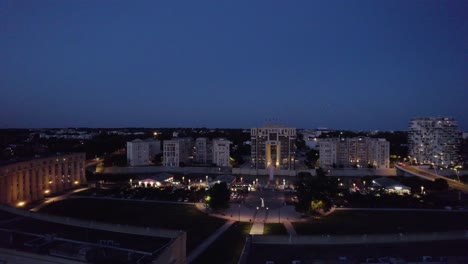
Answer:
(394, 163, 468, 193)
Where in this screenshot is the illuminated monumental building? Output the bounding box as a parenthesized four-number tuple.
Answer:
(0, 153, 86, 206)
(408, 117, 461, 167)
(318, 137, 390, 168)
(251, 125, 296, 170)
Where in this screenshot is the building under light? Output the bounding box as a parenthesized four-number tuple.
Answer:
(0, 153, 86, 206)
(251, 125, 296, 170)
(408, 117, 462, 167)
(318, 137, 390, 168)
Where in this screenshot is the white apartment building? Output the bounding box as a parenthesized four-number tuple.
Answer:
(318, 139, 338, 167)
(318, 137, 390, 168)
(408, 117, 461, 167)
(163, 138, 193, 167)
(163, 140, 179, 167)
(212, 138, 231, 167)
(127, 139, 150, 166)
(145, 138, 161, 158)
(194, 138, 212, 164)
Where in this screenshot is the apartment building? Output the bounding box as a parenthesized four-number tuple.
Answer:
(212, 138, 231, 167)
(318, 137, 390, 168)
(163, 138, 193, 167)
(194, 137, 212, 164)
(0, 153, 86, 206)
(408, 117, 461, 167)
(127, 139, 150, 166)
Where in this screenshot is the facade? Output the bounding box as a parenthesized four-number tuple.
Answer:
(0, 153, 86, 206)
(163, 138, 193, 167)
(177, 137, 193, 165)
(145, 138, 161, 158)
(408, 117, 461, 167)
(212, 138, 231, 167)
(163, 140, 180, 167)
(194, 137, 211, 164)
(318, 137, 390, 168)
(127, 139, 150, 166)
(251, 125, 296, 170)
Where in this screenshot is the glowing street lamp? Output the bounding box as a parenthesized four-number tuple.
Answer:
(420, 186, 424, 194)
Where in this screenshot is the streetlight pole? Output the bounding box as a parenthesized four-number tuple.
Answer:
(238, 204, 241, 222)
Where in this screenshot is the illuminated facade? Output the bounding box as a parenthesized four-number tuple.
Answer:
(408, 117, 461, 167)
(0, 153, 86, 206)
(251, 125, 296, 170)
(318, 137, 389, 168)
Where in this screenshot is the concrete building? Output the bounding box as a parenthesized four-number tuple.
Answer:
(212, 138, 231, 167)
(0, 153, 86, 207)
(251, 125, 296, 170)
(145, 138, 161, 158)
(163, 138, 193, 167)
(194, 137, 211, 164)
(163, 140, 180, 167)
(318, 137, 390, 169)
(127, 139, 149, 166)
(408, 117, 462, 167)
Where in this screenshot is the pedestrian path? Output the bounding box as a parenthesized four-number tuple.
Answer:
(250, 223, 264, 235)
(283, 221, 297, 236)
(187, 220, 235, 263)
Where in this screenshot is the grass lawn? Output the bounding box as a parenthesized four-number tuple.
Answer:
(263, 223, 288, 235)
(192, 222, 251, 264)
(293, 210, 468, 235)
(39, 198, 226, 252)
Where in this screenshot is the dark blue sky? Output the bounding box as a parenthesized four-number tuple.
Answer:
(1, 1, 467, 130)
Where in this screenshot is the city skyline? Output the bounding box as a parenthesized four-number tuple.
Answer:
(1, 1, 467, 130)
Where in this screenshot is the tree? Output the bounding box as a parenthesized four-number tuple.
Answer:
(208, 182, 231, 210)
(294, 170, 338, 213)
(431, 178, 449, 191)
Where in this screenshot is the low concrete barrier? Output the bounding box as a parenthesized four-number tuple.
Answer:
(251, 230, 468, 245)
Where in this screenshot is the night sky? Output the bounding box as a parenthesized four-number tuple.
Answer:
(1, 1, 467, 130)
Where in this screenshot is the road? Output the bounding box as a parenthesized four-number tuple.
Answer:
(29, 187, 89, 212)
(395, 163, 468, 193)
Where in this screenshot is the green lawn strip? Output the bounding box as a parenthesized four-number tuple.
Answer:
(39, 198, 226, 252)
(191, 222, 251, 264)
(263, 223, 288, 235)
(293, 210, 468, 235)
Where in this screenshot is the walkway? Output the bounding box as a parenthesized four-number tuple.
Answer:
(187, 220, 235, 263)
(283, 221, 297, 236)
(250, 223, 264, 235)
(29, 187, 89, 212)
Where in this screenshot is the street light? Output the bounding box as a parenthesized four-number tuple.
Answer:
(182, 176, 185, 183)
(206, 175, 208, 183)
(238, 204, 241, 222)
(420, 186, 424, 194)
